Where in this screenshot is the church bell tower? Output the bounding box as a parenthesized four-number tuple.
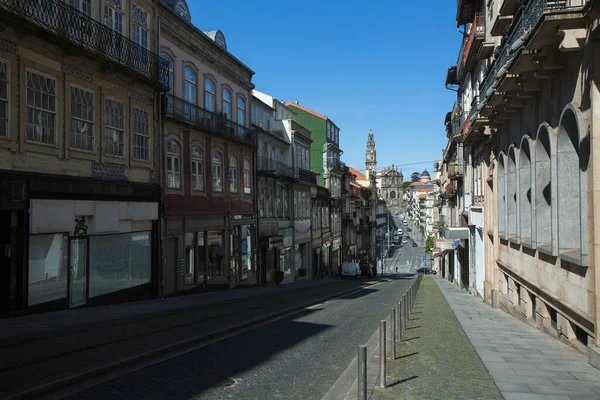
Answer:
(365, 129, 377, 182)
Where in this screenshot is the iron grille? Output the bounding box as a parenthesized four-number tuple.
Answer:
(0, 0, 169, 87)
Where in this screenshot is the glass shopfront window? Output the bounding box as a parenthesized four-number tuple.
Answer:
(185, 232, 194, 285)
(28, 233, 68, 306)
(281, 247, 292, 281)
(207, 231, 224, 279)
(89, 232, 151, 298)
(197, 232, 206, 284)
(240, 225, 252, 280)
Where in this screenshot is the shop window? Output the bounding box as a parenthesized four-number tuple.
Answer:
(28, 234, 68, 306)
(239, 225, 252, 280)
(89, 231, 151, 298)
(184, 232, 194, 285)
(207, 231, 224, 279)
(197, 232, 206, 284)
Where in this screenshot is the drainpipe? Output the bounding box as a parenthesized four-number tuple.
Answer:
(290, 131, 296, 280)
(156, 15, 164, 299)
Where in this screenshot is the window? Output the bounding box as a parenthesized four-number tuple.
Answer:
(191, 146, 204, 191)
(229, 156, 239, 193)
(259, 180, 266, 217)
(132, 6, 148, 49)
(161, 53, 174, 110)
(243, 158, 251, 194)
(205, 79, 215, 112)
(276, 182, 282, 217)
(133, 108, 149, 161)
(28, 234, 68, 306)
(70, 0, 92, 15)
(282, 186, 288, 219)
(251, 105, 256, 124)
(0, 61, 7, 138)
(104, 4, 123, 33)
(104, 98, 125, 156)
(70, 86, 94, 151)
(258, 109, 263, 127)
(212, 151, 223, 192)
(222, 89, 232, 119)
(175, 1, 189, 19)
(26, 70, 57, 145)
(184, 67, 196, 118)
(237, 97, 246, 126)
(166, 140, 181, 189)
(266, 113, 271, 131)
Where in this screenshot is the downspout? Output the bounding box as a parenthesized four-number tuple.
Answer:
(156, 15, 164, 298)
(290, 130, 296, 280)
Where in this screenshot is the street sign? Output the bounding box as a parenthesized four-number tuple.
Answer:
(421, 257, 427, 263)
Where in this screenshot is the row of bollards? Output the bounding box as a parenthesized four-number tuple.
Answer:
(357, 273, 424, 399)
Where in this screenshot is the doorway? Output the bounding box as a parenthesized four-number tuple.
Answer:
(68, 237, 88, 308)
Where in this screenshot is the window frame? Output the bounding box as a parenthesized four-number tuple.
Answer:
(132, 107, 150, 161)
(103, 97, 125, 157)
(25, 69, 58, 146)
(212, 150, 224, 193)
(237, 96, 246, 126)
(184, 67, 196, 104)
(204, 78, 215, 112)
(243, 157, 252, 194)
(191, 145, 204, 191)
(222, 88, 232, 119)
(0, 59, 10, 139)
(229, 155, 239, 193)
(166, 139, 182, 189)
(69, 84, 95, 152)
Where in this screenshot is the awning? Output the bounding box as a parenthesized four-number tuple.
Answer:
(443, 227, 470, 240)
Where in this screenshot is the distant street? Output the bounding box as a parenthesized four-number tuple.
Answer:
(381, 212, 429, 276)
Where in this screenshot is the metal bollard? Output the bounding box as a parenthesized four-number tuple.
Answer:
(397, 300, 403, 342)
(380, 320, 386, 388)
(358, 345, 367, 400)
(391, 308, 397, 359)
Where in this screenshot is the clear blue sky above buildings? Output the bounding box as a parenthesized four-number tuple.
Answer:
(188, 0, 458, 177)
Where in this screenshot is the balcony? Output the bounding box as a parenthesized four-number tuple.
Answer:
(257, 157, 296, 181)
(298, 168, 318, 185)
(477, 0, 586, 115)
(0, 0, 169, 89)
(457, 12, 485, 79)
(163, 94, 257, 147)
(448, 163, 464, 179)
(445, 181, 458, 198)
(327, 158, 346, 171)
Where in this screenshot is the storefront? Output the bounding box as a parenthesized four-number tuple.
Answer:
(1, 172, 161, 315)
(279, 227, 294, 284)
(322, 235, 332, 277)
(294, 219, 311, 279)
(311, 237, 322, 279)
(331, 237, 341, 274)
(230, 214, 257, 287)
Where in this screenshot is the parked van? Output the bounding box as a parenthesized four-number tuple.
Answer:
(341, 262, 361, 279)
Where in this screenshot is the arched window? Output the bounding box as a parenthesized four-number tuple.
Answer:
(535, 127, 552, 251)
(212, 151, 223, 192)
(166, 140, 181, 189)
(519, 139, 532, 245)
(175, 2, 189, 21)
(497, 156, 506, 237)
(390, 191, 396, 199)
(184, 67, 196, 119)
(191, 145, 204, 191)
(237, 96, 246, 127)
(229, 155, 239, 193)
(222, 88, 232, 119)
(557, 107, 587, 261)
(160, 53, 174, 94)
(205, 78, 215, 112)
(243, 158, 251, 194)
(507, 148, 518, 241)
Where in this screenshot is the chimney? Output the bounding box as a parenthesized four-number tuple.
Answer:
(295, 99, 299, 104)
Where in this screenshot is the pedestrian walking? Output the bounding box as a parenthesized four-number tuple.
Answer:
(395, 266, 398, 274)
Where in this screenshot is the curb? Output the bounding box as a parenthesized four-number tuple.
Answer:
(5, 281, 376, 400)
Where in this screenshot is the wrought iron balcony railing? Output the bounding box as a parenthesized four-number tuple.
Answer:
(0, 0, 169, 88)
(327, 157, 346, 171)
(457, 12, 485, 78)
(298, 168, 318, 184)
(257, 157, 296, 180)
(477, 0, 579, 112)
(163, 94, 257, 147)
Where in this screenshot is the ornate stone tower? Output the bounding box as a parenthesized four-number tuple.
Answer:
(365, 129, 377, 181)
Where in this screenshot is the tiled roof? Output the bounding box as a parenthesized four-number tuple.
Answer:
(349, 167, 367, 181)
(413, 188, 434, 193)
(419, 194, 427, 199)
(410, 181, 426, 186)
(285, 103, 327, 121)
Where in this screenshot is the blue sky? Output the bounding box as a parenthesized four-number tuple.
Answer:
(187, 0, 458, 178)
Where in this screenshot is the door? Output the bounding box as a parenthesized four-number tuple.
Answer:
(69, 237, 87, 308)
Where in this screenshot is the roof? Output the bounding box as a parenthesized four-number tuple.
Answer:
(380, 168, 392, 174)
(413, 188, 434, 193)
(419, 194, 427, 199)
(285, 102, 327, 121)
(348, 167, 367, 181)
(421, 170, 431, 177)
(410, 182, 426, 187)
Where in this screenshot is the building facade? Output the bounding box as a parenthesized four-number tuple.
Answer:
(159, 0, 257, 295)
(0, 0, 169, 314)
(378, 166, 404, 209)
(442, 0, 600, 358)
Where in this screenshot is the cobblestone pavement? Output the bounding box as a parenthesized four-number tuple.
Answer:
(63, 278, 416, 400)
(370, 277, 504, 400)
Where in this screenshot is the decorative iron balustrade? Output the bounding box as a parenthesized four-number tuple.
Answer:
(257, 157, 296, 180)
(458, 12, 485, 77)
(0, 0, 169, 87)
(163, 94, 257, 147)
(297, 168, 317, 184)
(477, 0, 578, 111)
(327, 157, 346, 170)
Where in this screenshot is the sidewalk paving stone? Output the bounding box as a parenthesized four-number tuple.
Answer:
(369, 277, 503, 400)
(436, 277, 600, 400)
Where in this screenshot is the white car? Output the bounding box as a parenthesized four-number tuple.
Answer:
(402, 238, 408, 244)
(398, 229, 403, 235)
(341, 262, 361, 279)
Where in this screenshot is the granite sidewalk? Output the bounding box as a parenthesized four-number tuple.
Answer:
(436, 277, 600, 400)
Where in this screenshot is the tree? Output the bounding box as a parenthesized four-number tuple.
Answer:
(402, 181, 411, 192)
(410, 171, 420, 182)
(425, 236, 434, 253)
